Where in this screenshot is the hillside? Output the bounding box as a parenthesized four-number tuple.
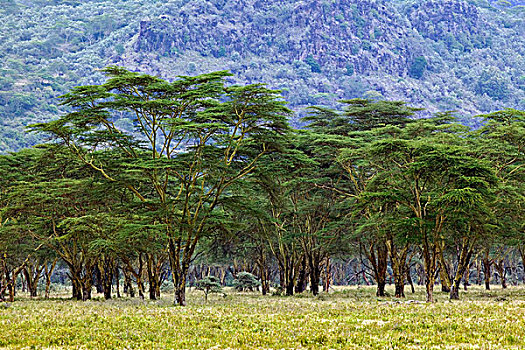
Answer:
(0, 0, 524, 153)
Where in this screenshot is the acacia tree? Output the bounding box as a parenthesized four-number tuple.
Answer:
(362, 129, 495, 302)
(304, 99, 421, 297)
(33, 67, 291, 306)
(472, 109, 524, 288)
(1, 147, 127, 301)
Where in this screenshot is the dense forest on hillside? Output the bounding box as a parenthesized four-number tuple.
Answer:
(0, 0, 524, 153)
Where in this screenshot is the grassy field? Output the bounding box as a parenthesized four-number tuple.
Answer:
(1, 286, 525, 349)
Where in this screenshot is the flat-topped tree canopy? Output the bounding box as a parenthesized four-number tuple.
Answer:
(30, 67, 293, 306)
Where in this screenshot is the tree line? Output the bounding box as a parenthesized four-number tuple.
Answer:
(0, 68, 523, 305)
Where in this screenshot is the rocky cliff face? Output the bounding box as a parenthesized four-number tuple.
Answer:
(126, 0, 523, 120)
(135, 0, 418, 75)
(407, 0, 483, 41)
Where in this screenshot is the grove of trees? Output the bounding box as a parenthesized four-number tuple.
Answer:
(0, 68, 523, 305)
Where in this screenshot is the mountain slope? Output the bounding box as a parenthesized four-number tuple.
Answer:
(0, 0, 524, 152)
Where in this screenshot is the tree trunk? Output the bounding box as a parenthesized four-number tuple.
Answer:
(123, 267, 135, 297)
(285, 281, 294, 296)
(174, 275, 187, 306)
(425, 273, 435, 303)
(494, 259, 507, 289)
(450, 238, 473, 300)
(137, 276, 145, 299)
(387, 239, 408, 298)
(256, 252, 270, 296)
(377, 280, 386, 297)
(103, 267, 113, 300)
(309, 264, 320, 296)
(295, 255, 307, 294)
(437, 247, 451, 293)
(463, 264, 470, 291)
(23, 265, 42, 298)
(94, 265, 103, 294)
(82, 282, 92, 301)
(393, 267, 405, 298)
(423, 241, 438, 303)
(406, 266, 415, 294)
(44, 258, 58, 299)
(7, 272, 16, 302)
(365, 241, 388, 297)
(71, 277, 82, 300)
(323, 257, 331, 293)
(483, 255, 492, 290)
(98, 257, 114, 300)
(114, 264, 121, 298)
(171, 252, 190, 306)
(147, 255, 158, 301)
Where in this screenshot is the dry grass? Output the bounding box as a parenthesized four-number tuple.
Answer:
(1, 285, 525, 349)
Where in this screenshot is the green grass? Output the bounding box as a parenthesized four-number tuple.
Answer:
(1, 286, 525, 349)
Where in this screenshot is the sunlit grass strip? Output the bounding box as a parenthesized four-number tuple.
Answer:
(1, 286, 525, 349)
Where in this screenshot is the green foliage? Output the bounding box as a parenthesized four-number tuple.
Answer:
(408, 56, 427, 79)
(476, 68, 510, 100)
(233, 272, 261, 292)
(305, 55, 321, 73)
(195, 276, 223, 301)
(30, 67, 291, 305)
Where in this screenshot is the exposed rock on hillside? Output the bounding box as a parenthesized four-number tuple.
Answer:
(0, 0, 524, 152)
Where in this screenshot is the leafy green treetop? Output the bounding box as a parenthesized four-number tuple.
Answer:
(233, 271, 261, 292)
(195, 275, 223, 301)
(32, 66, 292, 306)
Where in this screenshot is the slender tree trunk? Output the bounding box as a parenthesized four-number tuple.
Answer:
(483, 255, 492, 290)
(437, 246, 451, 293)
(103, 260, 113, 300)
(7, 271, 16, 302)
(71, 277, 82, 300)
(295, 255, 307, 294)
(171, 252, 190, 306)
(387, 239, 408, 298)
(82, 282, 92, 301)
(94, 265, 103, 294)
(136, 276, 145, 299)
(394, 272, 405, 298)
(256, 250, 270, 296)
(23, 264, 43, 298)
(114, 264, 121, 298)
(309, 263, 321, 296)
(44, 258, 58, 299)
(494, 259, 507, 289)
(323, 257, 331, 292)
(450, 238, 473, 300)
(366, 241, 388, 297)
(147, 255, 158, 300)
(423, 241, 438, 303)
(123, 267, 135, 297)
(425, 275, 435, 303)
(463, 264, 470, 291)
(174, 273, 187, 306)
